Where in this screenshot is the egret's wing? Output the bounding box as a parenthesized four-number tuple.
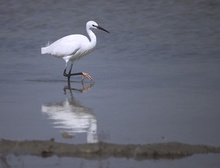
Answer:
(48, 35, 81, 57)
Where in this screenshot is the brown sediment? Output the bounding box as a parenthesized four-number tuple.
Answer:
(0, 139, 220, 160)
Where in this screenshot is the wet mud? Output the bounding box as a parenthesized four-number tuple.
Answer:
(0, 139, 219, 160)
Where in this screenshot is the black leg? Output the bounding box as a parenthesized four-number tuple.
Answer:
(64, 71, 93, 82)
(63, 63, 72, 81)
(63, 68, 68, 76)
(68, 63, 73, 75)
(63, 64, 93, 82)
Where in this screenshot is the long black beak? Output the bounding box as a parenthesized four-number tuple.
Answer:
(97, 26, 110, 33)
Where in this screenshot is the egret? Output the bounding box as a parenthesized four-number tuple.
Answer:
(41, 21, 109, 81)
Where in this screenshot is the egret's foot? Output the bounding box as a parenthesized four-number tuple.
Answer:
(63, 69, 93, 82)
(82, 72, 93, 81)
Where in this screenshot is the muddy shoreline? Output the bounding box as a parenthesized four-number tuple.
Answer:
(0, 139, 219, 160)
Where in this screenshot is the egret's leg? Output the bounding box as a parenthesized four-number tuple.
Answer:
(63, 69, 67, 76)
(68, 63, 73, 75)
(64, 72, 93, 81)
(63, 63, 93, 81)
(63, 62, 68, 76)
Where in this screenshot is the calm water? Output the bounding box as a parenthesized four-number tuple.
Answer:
(1, 0, 220, 167)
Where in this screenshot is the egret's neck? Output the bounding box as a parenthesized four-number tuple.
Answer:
(87, 28, 97, 48)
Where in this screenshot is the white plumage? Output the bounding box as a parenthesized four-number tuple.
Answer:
(41, 21, 109, 81)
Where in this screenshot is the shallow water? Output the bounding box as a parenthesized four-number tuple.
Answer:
(1, 0, 220, 167)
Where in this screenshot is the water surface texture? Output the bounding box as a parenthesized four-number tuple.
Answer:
(1, 0, 220, 167)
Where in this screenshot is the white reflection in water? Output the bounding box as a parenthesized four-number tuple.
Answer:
(41, 83, 97, 143)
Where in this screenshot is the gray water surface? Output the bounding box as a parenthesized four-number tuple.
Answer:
(1, 0, 220, 167)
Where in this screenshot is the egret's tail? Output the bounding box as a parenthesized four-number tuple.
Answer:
(41, 42, 51, 54)
(41, 47, 47, 54)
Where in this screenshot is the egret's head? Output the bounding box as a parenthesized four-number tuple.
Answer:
(87, 21, 110, 33)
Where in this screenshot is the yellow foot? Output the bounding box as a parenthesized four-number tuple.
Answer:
(82, 72, 93, 81)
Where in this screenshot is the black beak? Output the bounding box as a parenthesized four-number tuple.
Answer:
(97, 26, 110, 33)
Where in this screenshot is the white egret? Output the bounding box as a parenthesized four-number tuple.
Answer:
(41, 21, 109, 81)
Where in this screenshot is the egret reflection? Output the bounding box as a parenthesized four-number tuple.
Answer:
(41, 82, 97, 143)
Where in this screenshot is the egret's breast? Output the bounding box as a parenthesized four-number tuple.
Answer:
(70, 44, 95, 62)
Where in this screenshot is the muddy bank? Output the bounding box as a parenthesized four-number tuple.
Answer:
(0, 139, 220, 160)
